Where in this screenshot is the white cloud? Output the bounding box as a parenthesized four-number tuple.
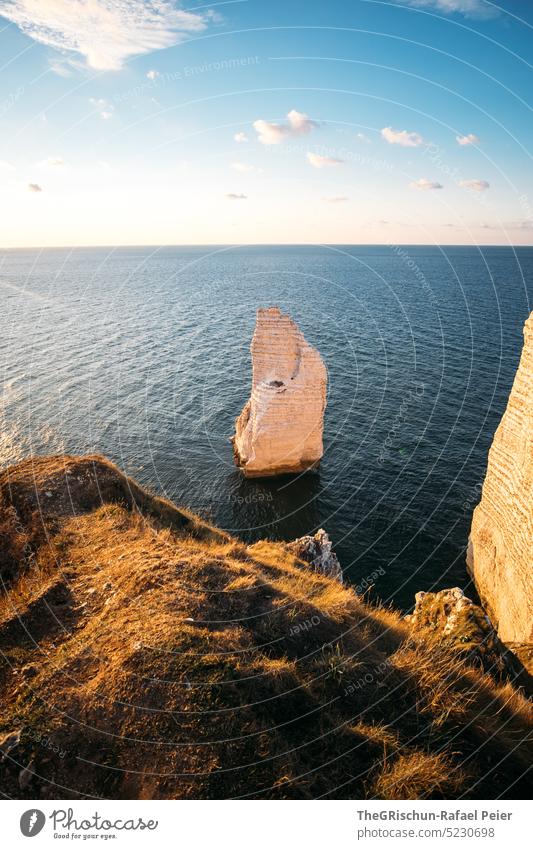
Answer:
(226, 192, 247, 200)
(478, 220, 533, 231)
(356, 132, 371, 143)
(37, 156, 64, 167)
(458, 179, 490, 191)
(307, 152, 343, 168)
(393, 0, 498, 19)
(253, 109, 317, 145)
(28, 182, 42, 192)
(0, 160, 15, 173)
(0, 1, 209, 71)
(457, 133, 480, 146)
(230, 162, 255, 173)
(234, 132, 248, 143)
(90, 97, 114, 119)
(146, 69, 160, 80)
(410, 177, 443, 190)
(323, 196, 349, 203)
(382, 126, 424, 147)
(49, 56, 75, 76)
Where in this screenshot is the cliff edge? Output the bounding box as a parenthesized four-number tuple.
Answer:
(0, 455, 531, 800)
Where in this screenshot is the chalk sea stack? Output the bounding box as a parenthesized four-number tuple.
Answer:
(467, 311, 533, 673)
(232, 307, 327, 477)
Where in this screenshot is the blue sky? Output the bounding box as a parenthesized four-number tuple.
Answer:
(0, 0, 532, 246)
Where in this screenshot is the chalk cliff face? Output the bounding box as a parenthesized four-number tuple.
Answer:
(467, 312, 533, 669)
(232, 307, 327, 477)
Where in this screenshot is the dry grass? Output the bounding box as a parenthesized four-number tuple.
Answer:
(0, 454, 531, 800)
(373, 751, 466, 799)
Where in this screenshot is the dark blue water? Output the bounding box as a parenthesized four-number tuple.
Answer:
(1, 245, 531, 609)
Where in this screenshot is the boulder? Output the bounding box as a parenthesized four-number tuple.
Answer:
(405, 587, 507, 675)
(467, 312, 533, 674)
(287, 529, 343, 582)
(232, 307, 327, 477)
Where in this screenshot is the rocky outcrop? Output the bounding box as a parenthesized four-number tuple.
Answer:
(405, 587, 507, 676)
(467, 312, 533, 673)
(287, 529, 343, 582)
(232, 307, 327, 477)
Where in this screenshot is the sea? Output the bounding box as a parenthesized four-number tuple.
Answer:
(1, 244, 531, 610)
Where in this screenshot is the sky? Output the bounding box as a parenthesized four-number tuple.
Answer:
(0, 0, 532, 247)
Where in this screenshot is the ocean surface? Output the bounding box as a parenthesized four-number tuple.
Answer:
(1, 245, 531, 610)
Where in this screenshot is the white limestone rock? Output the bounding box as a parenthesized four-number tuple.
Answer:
(467, 312, 533, 673)
(232, 307, 327, 477)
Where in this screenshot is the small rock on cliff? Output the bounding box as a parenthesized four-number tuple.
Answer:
(405, 587, 508, 676)
(287, 529, 343, 582)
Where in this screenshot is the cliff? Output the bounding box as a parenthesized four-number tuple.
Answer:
(233, 307, 327, 477)
(0, 455, 531, 800)
(467, 312, 533, 673)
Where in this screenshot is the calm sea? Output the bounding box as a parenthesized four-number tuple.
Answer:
(1, 245, 531, 609)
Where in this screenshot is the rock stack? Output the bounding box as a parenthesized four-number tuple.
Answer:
(232, 307, 327, 477)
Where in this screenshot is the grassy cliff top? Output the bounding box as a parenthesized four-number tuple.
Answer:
(0, 455, 531, 800)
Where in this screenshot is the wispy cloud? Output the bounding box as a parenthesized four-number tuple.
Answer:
(226, 192, 247, 200)
(323, 196, 349, 203)
(234, 132, 248, 143)
(89, 97, 114, 119)
(48, 56, 81, 76)
(392, 0, 498, 19)
(146, 69, 160, 80)
(0, 1, 210, 71)
(477, 220, 532, 231)
(458, 179, 490, 191)
(307, 152, 343, 168)
(254, 109, 317, 145)
(230, 162, 256, 173)
(381, 126, 424, 147)
(456, 133, 479, 146)
(356, 132, 371, 143)
(37, 156, 64, 167)
(28, 182, 42, 192)
(410, 177, 443, 190)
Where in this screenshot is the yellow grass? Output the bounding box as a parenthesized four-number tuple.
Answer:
(0, 454, 531, 800)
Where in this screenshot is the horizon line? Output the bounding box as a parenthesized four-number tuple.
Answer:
(1, 242, 532, 251)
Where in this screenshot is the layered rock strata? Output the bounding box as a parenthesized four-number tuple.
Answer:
(232, 307, 327, 477)
(467, 312, 533, 672)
